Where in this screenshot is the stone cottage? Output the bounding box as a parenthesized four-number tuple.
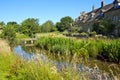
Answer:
(75, 0, 120, 36)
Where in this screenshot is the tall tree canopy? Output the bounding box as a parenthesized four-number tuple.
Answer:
(20, 18, 40, 37)
(56, 16, 74, 32)
(7, 21, 20, 32)
(41, 20, 56, 32)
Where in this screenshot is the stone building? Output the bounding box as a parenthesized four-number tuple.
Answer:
(75, 0, 120, 36)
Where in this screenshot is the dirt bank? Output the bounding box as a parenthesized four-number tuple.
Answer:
(0, 39, 11, 54)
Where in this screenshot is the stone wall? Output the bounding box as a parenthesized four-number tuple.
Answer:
(76, 21, 93, 33)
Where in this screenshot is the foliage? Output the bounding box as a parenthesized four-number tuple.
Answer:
(0, 21, 5, 27)
(93, 19, 115, 35)
(7, 21, 20, 32)
(1, 25, 16, 45)
(41, 20, 57, 32)
(56, 16, 74, 32)
(89, 31, 96, 37)
(16, 33, 29, 39)
(20, 18, 40, 37)
(80, 32, 89, 37)
(15, 33, 30, 45)
(101, 39, 120, 63)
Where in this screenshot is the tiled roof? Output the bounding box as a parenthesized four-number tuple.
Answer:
(91, 3, 113, 21)
(77, 3, 114, 23)
(106, 5, 120, 13)
(76, 0, 120, 24)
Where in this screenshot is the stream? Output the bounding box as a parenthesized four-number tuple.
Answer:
(13, 45, 116, 80)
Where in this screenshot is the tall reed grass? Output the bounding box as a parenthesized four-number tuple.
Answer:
(35, 37, 120, 63)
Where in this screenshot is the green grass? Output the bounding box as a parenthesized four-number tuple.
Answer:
(16, 33, 29, 39)
(0, 54, 14, 80)
(36, 32, 65, 38)
(0, 52, 83, 80)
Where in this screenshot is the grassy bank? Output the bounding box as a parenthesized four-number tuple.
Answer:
(0, 39, 120, 80)
(0, 39, 86, 80)
(35, 37, 120, 64)
(0, 39, 14, 80)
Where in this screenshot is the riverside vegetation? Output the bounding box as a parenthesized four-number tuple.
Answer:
(0, 39, 82, 80)
(0, 34, 120, 80)
(35, 36, 120, 64)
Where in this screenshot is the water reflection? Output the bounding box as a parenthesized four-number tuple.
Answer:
(14, 46, 48, 61)
(14, 46, 33, 60)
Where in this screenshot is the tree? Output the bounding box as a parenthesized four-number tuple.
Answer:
(1, 24, 16, 45)
(7, 21, 20, 32)
(0, 21, 5, 28)
(20, 18, 40, 37)
(93, 19, 115, 35)
(56, 16, 74, 32)
(41, 20, 56, 32)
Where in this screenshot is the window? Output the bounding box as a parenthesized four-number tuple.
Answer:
(100, 11, 104, 17)
(90, 13, 94, 19)
(113, 16, 118, 22)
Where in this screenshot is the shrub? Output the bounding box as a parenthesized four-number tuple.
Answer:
(89, 31, 96, 37)
(80, 32, 88, 38)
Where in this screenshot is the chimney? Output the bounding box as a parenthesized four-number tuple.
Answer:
(101, 0, 105, 8)
(92, 5, 95, 11)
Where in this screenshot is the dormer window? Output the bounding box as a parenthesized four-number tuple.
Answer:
(113, 0, 120, 9)
(100, 11, 104, 17)
(114, 3, 119, 9)
(90, 13, 95, 19)
(91, 15, 94, 18)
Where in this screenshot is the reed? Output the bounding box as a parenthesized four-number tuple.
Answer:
(35, 37, 120, 63)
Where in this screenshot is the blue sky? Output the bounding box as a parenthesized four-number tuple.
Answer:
(0, 0, 113, 24)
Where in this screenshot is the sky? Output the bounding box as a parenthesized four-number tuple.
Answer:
(0, 0, 113, 24)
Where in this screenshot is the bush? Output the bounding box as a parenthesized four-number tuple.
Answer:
(80, 32, 88, 38)
(89, 31, 96, 37)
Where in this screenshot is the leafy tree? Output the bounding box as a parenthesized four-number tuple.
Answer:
(1, 25, 16, 45)
(0, 21, 5, 28)
(56, 16, 74, 32)
(7, 21, 20, 32)
(20, 18, 40, 37)
(93, 19, 115, 35)
(7, 22, 17, 25)
(41, 20, 56, 32)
